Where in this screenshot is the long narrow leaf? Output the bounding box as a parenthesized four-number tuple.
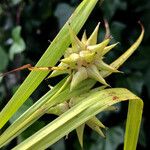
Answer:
(12, 88, 143, 150)
(124, 99, 143, 150)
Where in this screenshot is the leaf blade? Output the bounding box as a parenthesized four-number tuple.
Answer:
(12, 88, 143, 150)
(124, 99, 143, 150)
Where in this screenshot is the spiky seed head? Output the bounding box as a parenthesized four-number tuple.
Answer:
(49, 23, 120, 89)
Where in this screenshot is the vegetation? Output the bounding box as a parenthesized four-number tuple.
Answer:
(0, 0, 149, 149)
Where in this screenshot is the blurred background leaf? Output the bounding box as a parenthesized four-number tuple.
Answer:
(9, 26, 26, 60)
(0, 46, 8, 72)
(54, 3, 74, 28)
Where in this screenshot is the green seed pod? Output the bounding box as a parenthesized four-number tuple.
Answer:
(95, 60, 120, 73)
(70, 67, 88, 91)
(87, 65, 109, 86)
(61, 53, 79, 68)
(79, 51, 95, 63)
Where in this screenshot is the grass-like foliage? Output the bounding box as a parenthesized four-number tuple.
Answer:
(0, 0, 144, 149)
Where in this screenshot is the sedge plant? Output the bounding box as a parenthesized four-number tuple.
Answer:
(0, 0, 144, 149)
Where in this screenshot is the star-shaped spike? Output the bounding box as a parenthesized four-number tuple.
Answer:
(49, 23, 120, 89)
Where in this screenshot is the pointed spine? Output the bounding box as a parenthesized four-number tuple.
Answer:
(87, 65, 109, 86)
(68, 25, 85, 51)
(81, 30, 87, 44)
(89, 117, 106, 128)
(87, 22, 100, 45)
(95, 60, 120, 73)
(86, 121, 105, 138)
(102, 42, 119, 56)
(76, 124, 85, 148)
(88, 38, 110, 55)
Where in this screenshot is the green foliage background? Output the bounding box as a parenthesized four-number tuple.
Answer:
(0, 0, 149, 149)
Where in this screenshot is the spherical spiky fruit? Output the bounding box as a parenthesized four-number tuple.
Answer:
(48, 23, 120, 90)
